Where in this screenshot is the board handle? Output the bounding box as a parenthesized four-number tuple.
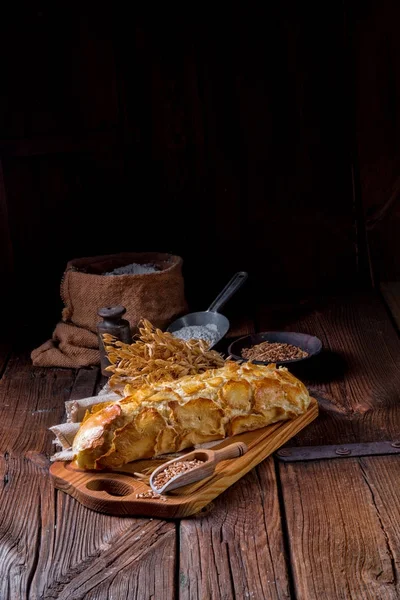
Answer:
(213, 442, 248, 463)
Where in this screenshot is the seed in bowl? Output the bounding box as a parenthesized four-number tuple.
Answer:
(241, 341, 308, 362)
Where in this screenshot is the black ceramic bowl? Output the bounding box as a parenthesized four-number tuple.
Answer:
(228, 332, 322, 367)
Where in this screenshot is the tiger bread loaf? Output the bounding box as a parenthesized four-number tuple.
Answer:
(73, 361, 310, 470)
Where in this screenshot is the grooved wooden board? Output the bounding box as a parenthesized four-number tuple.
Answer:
(50, 398, 318, 518)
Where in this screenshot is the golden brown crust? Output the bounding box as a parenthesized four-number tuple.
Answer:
(73, 362, 310, 469)
(74, 403, 124, 469)
(219, 379, 252, 412)
(229, 414, 269, 436)
(171, 398, 225, 450)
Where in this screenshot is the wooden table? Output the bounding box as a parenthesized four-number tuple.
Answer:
(1, 291, 400, 599)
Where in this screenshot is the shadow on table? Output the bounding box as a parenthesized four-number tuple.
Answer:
(288, 349, 348, 383)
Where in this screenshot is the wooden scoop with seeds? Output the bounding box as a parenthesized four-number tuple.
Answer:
(149, 441, 248, 494)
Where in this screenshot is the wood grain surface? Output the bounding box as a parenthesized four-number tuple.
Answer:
(257, 293, 400, 445)
(264, 292, 400, 600)
(0, 1, 399, 596)
(0, 355, 176, 599)
(1, 292, 400, 599)
(280, 458, 400, 600)
(180, 458, 291, 600)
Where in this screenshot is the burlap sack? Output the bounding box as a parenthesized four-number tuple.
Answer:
(31, 252, 187, 368)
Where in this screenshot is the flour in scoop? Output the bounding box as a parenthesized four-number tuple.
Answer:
(172, 323, 220, 347)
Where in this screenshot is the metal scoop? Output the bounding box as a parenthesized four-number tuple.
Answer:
(149, 442, 248, 494)
(167, 271, 248, 348)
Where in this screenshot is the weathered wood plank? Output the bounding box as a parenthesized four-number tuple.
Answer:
(179, 457, 291, 600)
(259, 293, 400, 413)
(0, 451, 176, 600)
(271, 293, 400, 599)
(80, 525, 175, 600)
(0, 355, 176, 600)
(280, 458, 400, 600)
(0, 354, 75, 599)
(258, 293, 400, 444)
(36, 502, 175, 600)
(358, 455, 400, 584)
(0, 358, 96, 454)
(0, 353, 75, 454)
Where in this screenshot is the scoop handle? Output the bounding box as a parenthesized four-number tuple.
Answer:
(207, 271, 248, 313)
(213, 442, 248, 464)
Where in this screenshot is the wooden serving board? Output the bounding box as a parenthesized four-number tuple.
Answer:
(50, 397, 318, 518)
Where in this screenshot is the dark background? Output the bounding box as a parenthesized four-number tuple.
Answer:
(0, 1, 399, 338)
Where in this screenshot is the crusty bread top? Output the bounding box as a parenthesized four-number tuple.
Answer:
(73, 361, 310, 469)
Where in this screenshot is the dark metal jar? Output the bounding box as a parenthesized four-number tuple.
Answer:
(97, 305, 132, 376)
